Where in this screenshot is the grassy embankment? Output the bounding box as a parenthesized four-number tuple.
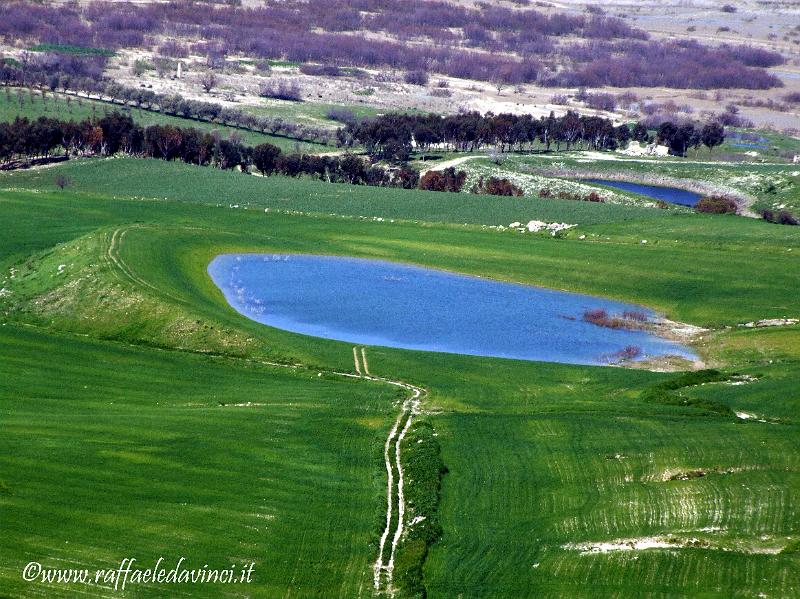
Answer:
(1, 157, 798, 597)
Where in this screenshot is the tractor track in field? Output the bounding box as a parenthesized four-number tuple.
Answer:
(102, 230, 426, 594)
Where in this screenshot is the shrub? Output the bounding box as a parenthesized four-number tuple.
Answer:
(471, 176, 523, 196)
(614, 345, 642, 360)
(159, 40, 188, 58)
(299, 63, 344, 77)
(418, 167, 466, 192)
(259, 80, 302, 102)
(622, 310, 648, 322)
(585, 191, 603, 203)
(695, 196, 738, 214)
(583, 308, 609, 325)
(583, 308, 648, 330)
(404, 70, 429, 85)
(762, 209, 799, 226)
(583, 92, 616, 111)
(430, 88, 452, 97)
(199, 71, 216, 93)
(539, 188, 605, 203)
(325, 107, 357, 124)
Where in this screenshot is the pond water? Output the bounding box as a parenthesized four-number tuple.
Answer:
(585, 179, 702, 207)
(208, 254, 697, 366)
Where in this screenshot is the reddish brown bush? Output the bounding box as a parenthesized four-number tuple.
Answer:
(472, 176, 523, 196)
(583, 308, 649, 330)
(612, 345, 643, 361)
(695, 196, 738, 214)
(419, 167, 467, 192)
(539, 188, 605, 202)
(761, 209, 799, 226)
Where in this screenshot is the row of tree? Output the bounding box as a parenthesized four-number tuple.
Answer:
(656, 121, 725, 157)
(0, 113, 420, 189)
(343, 111, 725, 161)
(0, 65, 331, 146)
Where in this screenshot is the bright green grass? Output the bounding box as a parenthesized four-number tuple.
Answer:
(719, 127, 800, 159)
(28, 43, 115, 57)
(370, 350, 800, 598)
(0, 323, 399, 598)
(0, 88, 325, 152)
(3, 157, 672, 228)
(1, 158, 799, 597)
(245, 100, 407, 129)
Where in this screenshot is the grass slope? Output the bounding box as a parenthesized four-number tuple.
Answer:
(0, 323, 399, 597)
(5, 157, 673, 227)
(1, 157, 799, 597)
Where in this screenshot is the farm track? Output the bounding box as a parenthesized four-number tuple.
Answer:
(420, 154, 483, 175)
(104, 229, 426, 595)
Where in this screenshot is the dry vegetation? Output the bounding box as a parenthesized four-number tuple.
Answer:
(1, 0, 799, 131)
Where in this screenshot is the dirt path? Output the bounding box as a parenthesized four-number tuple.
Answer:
(371, 359, 423, 593)
(419, 154, 483, 175)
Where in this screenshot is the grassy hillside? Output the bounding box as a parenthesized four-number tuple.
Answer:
(1, 157, 798, 597)
(4, 157, 674, 227)
(0, 324, 398, 597)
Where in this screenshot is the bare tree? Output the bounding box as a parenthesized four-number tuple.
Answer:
(200, 71, 217, 93)
(492, 77, 506, 95)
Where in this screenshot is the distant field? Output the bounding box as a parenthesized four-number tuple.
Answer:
(245, 100, 419, 129)
(4, 157, 672, 228)
(0, 88, 326, 152)
(1, 154, 798, 597)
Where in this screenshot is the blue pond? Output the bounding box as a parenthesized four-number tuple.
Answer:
(585, 179, 702, 207)
(208, 254, 696, 366)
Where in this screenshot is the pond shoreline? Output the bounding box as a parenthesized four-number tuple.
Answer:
(532, 166, 757, 216)
(208, 253, 699, 368)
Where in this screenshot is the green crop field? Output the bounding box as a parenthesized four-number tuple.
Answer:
(4, 157, 674, 227)
(246, 100, 415, 130)
(1, 156, 798, 597)
(0, 88, 326, 152)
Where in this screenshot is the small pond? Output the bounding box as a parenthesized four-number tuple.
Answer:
(208, 254, 696, 366)
(585, 179, 702, 207)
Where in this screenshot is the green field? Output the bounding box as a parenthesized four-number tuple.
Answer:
(246, 100, 414, 130)
(0, 88, 326, 152)
(4, 157, 674, 227)
(1, 157, 799, 597)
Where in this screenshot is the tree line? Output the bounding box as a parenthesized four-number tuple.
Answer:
(342, 111, 726, 161)
(0, 112, 419, 188)
(0, 64, 332, 146)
